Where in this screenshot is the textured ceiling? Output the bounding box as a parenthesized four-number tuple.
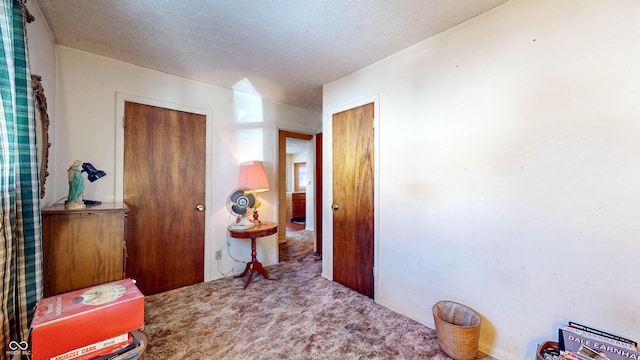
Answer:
(33, 0, 508, 113)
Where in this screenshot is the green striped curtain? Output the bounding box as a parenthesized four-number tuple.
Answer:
(0, 0, 43, 357)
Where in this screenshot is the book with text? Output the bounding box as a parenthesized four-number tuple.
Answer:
(559, 326, 640, 360)
(92, 331, 146, 360)
(569, 323, 638, 351)
(50, 333, 132, 360)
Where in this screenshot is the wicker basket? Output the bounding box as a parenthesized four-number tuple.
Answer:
(432, 301, 482, 360)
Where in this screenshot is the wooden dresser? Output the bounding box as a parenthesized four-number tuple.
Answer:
(291, 192, 306, 221)
(41, 202, 129, 297)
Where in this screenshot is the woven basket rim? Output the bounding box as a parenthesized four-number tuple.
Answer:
(432, 300, 482, 328)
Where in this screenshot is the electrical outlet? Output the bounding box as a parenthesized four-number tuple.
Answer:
(215, 250, 222, 260)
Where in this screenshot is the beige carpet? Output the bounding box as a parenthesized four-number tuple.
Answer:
(140, 230, 494, 359)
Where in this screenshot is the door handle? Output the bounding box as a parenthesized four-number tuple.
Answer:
(196, 204, 205, 211)
(331, 203, 339, 210)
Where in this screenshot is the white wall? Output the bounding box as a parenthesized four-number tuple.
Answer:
(323, 0, 640, 358)
(26, 2, 322, 284)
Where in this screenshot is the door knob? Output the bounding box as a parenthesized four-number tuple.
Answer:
(196, 204, 205, 211)
(331, 203, 339, 210)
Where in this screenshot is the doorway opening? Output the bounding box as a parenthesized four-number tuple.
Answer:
(278, 130, 317, 262)
(288, 141, 309, 231)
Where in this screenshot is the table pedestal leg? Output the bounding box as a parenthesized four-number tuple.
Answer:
(234, 237, 274, 288)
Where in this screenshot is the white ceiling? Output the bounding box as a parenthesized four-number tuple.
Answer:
(32, 0, 508, 113)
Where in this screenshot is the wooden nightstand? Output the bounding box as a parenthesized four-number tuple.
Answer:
(41, 202, 129, 296)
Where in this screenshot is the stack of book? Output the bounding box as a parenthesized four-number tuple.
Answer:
(548, 322, 639, 360)
(49, 331, 146, 360)
(30, 278, 145, 360)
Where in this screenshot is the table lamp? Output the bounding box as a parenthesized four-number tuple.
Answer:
(238, 160, 270, 224)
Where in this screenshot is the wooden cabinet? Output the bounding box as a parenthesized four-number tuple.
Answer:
(42, 202, 129, 297)
(291, 192, 306, 221)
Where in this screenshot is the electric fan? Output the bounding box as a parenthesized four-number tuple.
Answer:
(227, 187, 257, 230)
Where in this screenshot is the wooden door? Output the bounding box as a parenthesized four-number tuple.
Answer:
(332, 103, 374, 298)
(123, 102, 206, 295)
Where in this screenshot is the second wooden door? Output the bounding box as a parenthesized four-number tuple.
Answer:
(332, 103, 375, 298)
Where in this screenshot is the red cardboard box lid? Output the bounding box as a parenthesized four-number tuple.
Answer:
(30, 278, 144, 360)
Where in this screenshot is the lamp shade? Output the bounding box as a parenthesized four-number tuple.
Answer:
(238, 161, 270, 192)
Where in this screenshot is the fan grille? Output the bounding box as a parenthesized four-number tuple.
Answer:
(227, 188, 256, 217)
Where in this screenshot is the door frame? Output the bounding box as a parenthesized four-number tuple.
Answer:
(114, 93, 215, 281)
(323, 95, 381, 300)
(276, 128, 317, 243)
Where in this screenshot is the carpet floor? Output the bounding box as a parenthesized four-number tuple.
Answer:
(140, 229, 494, 359)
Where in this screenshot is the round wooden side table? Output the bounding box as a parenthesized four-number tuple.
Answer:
(228, 222, 278, 288)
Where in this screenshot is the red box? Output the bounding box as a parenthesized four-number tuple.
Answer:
(30, 278, 144, 360)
